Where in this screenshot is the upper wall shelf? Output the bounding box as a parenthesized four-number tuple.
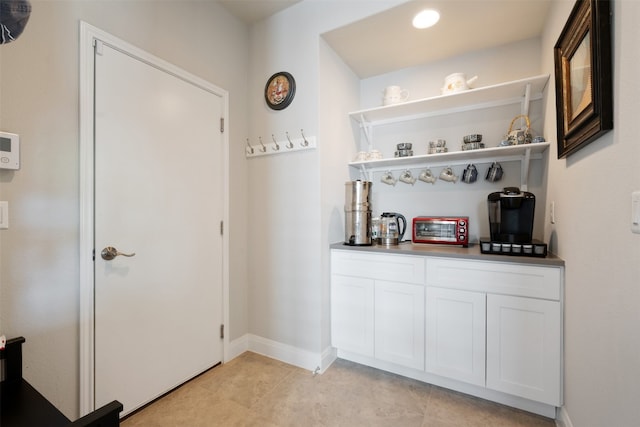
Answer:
(349, 74, 550, 127)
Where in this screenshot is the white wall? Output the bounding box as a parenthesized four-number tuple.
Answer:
(357, 38, 548, 243)
(319, 38, 361, 362)
(5, 0, 638, 423)
(245, 0, 405, 362)
(541, 1, 640, 425)
(0, 1, 250, 418)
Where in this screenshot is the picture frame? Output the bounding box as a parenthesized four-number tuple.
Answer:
(554, 0, 613, 158)
(264, 71, 296, 110)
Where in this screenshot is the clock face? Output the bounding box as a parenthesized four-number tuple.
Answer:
(265, 72, 295, 110)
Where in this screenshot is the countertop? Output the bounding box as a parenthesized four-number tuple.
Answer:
(330, 241, 565, 267)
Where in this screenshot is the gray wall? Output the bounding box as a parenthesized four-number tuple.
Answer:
(541, 1, 640, 425)
(0, 1, 250, 418)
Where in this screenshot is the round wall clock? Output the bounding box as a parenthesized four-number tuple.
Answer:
(264, 72, 296, 110)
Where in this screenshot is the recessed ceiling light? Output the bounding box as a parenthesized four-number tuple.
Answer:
(412, 9, 440, 29)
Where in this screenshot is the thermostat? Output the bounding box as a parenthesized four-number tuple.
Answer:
(0, 132, 20, 170)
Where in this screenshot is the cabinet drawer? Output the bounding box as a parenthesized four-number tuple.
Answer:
(426, 257, 562, 300)
(332, 250, 425, 284)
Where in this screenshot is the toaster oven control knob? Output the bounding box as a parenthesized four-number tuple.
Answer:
(459, 220, 466, 226)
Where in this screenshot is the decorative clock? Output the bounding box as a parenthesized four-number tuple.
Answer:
(264, 72, 296, 110)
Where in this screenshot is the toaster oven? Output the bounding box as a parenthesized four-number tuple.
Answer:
(412, 216, 469, 247)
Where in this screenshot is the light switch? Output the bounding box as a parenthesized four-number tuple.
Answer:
(0, 201, 8, 229)
(632, 192, 640, 234)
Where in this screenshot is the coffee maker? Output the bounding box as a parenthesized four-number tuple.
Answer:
(481, 187, 547, 257)
(488, 187, 535, 243)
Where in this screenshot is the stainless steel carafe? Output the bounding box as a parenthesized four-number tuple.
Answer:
(344, 180, 372, 246)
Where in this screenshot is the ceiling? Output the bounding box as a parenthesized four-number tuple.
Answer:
(218, 0, 551, 79)
(218, 0, 302, 24)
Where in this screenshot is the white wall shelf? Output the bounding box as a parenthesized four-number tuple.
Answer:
(349, 142, 549, 172)
(349, 74, 549, 128)
(347, 74, 551, 190)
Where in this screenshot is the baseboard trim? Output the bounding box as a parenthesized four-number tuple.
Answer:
(227, 334, 336, 374)
(226, 334, 249, 362)
(555, 406, 573, 427)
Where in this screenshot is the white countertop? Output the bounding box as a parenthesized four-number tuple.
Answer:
(330, 241, 565, 267)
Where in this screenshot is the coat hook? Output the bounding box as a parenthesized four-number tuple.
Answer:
(271, 134, 280, 151)
(246, 138, 254, 154)
(285, 132, 294, 149)
(300, 129, 309, 147)
(258, 136, 266, 152)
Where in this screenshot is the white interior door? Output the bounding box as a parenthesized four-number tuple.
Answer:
(93, 42, 224, 415)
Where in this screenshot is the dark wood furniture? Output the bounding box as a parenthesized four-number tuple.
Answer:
(1, 336, 123, 427)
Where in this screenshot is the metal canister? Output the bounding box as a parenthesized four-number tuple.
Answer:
(344, 180, 372, 246)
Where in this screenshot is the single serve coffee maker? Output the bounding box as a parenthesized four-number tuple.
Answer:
(488, 187, 535, 243)
(481, 187, 547, 257)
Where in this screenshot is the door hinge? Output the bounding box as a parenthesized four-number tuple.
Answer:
(220, 220, 223, 236)
(220, 117, 224, 133)
(220, 324, 224, 339)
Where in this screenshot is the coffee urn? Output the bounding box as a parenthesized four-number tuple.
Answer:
(344, 180, 372, 246)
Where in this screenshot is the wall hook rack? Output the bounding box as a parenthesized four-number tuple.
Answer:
(246, 130, 316, 158)
(271, 134, 280, 151)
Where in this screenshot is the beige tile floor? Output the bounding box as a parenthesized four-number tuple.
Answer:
(121, 352, 555, 427)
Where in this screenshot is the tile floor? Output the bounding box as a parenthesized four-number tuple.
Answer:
(121, 352, 556, 427)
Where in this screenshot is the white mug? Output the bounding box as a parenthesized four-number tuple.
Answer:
(439, 167, 458, 183)
(353, 151, 367, 162)
(383, 86, 409, 105)
(441, 73, 478, 94)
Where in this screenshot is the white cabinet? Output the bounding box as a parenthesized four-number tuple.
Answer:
(331, 275, 374, 357)
(426, 256, 563, 407)
(425, 287, 486, 386)
(486, 294, 561, 406)
(375, 280, 425, 370)
(331, 248, 564, 415)
(331, 250, 425, 370)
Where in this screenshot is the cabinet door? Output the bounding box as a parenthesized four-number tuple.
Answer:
(486, 294, 561, 405)
(426, 287, 486, 386)
(331, 275, 374, 357)
(374, 280, 425, 370)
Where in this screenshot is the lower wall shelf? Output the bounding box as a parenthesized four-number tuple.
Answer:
(350, 141, 549, 190)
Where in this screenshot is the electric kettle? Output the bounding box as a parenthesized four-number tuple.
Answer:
(379, 212, 407, 246)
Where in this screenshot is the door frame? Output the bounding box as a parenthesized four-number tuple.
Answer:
(78, 21, 230, 416)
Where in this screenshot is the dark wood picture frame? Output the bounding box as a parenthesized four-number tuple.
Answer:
(554, 0, 613, 158)
(264, 71, 296, 111)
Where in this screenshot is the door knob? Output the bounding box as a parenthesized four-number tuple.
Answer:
(101, 246, 136, 261)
